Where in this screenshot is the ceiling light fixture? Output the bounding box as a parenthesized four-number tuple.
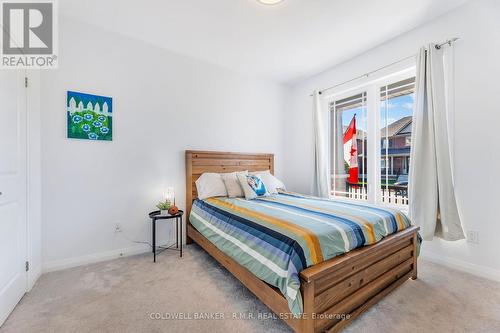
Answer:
(257, 0, 284, 5)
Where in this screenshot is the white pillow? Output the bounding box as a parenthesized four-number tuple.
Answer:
(221, 171, 247, 198)
(249, 170, 269, 175)
(195, 173, 227, 200)
(250, 170, 285, 194)
(237, 173, 269, 200)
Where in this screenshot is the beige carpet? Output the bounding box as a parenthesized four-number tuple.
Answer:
(2, 245, 500, 333)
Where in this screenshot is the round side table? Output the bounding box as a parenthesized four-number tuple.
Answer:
(148, 210, 184, 262)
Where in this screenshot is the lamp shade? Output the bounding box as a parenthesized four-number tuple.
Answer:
(163, 187, 175, 204)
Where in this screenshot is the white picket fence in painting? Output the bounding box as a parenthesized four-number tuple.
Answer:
(67, 97, 111, 117)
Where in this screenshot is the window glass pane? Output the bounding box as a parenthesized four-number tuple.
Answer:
(330, 92, 368, 201)
(379, 77, 415, 206)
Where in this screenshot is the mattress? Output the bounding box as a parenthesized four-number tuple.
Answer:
(189, 191, 414, 315)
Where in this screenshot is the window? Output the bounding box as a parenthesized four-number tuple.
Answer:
(328, 70, 415, 207)
(380, 77, 415, 205)
(330, 92, 368, 201)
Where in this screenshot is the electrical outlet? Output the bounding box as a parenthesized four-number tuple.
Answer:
(467, 230, 479, 244)
(114, 223, 122, 233)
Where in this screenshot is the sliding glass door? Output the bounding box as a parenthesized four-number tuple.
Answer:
(327, 69, 415, 208)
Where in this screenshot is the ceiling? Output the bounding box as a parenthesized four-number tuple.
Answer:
(60, 0, 468, 83)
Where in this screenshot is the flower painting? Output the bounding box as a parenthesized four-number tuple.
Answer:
(67, 91, 113, 141)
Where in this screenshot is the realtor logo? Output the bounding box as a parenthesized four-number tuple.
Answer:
(1, 0, 58, 68)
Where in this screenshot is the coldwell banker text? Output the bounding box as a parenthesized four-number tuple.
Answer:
(1, 0, 58, 68)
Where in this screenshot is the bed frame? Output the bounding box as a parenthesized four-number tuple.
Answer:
(185, 150, 419, 333)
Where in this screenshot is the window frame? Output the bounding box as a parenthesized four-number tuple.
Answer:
(325, 66, 416, 209)
(328, 87, 369, 201)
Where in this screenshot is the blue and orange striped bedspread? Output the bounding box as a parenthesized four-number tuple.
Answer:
(189, 191, 414, 315)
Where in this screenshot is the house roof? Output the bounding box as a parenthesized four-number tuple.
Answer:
(341, 116, 412, 140)
(382, 147, 411, 155)
(380, 116, 412, 137)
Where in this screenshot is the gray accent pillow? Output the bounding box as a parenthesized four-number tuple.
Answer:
(221, 171, 248, 198)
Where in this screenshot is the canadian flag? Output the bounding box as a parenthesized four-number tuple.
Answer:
(343, 115, 359, 184)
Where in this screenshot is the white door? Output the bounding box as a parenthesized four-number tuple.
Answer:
(0, 71, 27, 326)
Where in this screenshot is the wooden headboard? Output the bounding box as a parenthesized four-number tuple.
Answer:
(185, 150, 274, 219)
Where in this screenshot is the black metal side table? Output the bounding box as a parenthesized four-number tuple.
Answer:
(148, 210, 184, 262)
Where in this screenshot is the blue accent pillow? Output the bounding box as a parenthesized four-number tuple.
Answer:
(247, 175, 267, 196)
(237, 173, 269, 200)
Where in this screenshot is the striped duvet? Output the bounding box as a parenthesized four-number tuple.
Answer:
(189, 191, 413, 315)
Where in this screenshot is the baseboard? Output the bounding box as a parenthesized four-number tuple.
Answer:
(42, 244, 150, 273)
(40, 242, 500, 282)
(420, 250, 500, 282)
(27, 264, 42, 291)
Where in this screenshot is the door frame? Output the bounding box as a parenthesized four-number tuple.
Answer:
(25, 70, 42, 291)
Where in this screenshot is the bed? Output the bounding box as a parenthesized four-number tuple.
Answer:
(185, 150, 419, 333)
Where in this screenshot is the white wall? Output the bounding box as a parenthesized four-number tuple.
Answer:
(284, 0, 500, 279)
(41, 0, 500, 279)
(41, 18, 288, 271)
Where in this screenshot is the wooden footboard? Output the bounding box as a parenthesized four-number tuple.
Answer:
(299, 225, 419, 333)
(188, 223, 419, 333)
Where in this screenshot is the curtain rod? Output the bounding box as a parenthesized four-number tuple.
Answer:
(310, 37, 460, 97)
(435, 37, 460, 49)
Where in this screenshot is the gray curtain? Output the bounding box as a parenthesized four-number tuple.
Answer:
(312, 91, 330, 198)
(409, 45, 465, 241)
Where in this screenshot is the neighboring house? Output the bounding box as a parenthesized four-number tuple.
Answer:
(348, 116, 412, 180)
(380, 116, 412, 177)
